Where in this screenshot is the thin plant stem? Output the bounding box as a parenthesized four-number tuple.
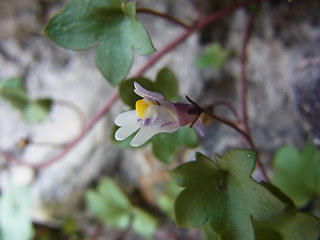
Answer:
(134, 0, 266, 77)
(238, 12, 269, 182)
(208, 112, 255, 149)
(1, 91, 119, 170)
(206, 110, 269, 181)
(33, 90, 119, 169)
(194, 0, 264, 30)
(136, 8, 191, 29)
(209, 100, 240, 122)
(1, 0, 267, 169)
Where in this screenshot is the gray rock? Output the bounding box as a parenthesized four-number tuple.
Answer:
(0, 0, 319, 225)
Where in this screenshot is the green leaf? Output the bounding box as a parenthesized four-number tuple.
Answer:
(152, 126, 198, 163)
(252, 181, 320, 239)
(24, 99, 53, 124)
(119, 67, 179, 109)
(86, 178, 132, 229)
(0, 78, 52, 124)
(203, 222, 219, 240)
(154, 67, 179, 101)
(253, 211, 320, 240)
(0, 186, 34, 240)
(62, 218, 79, 237)
(170, 150, 287, 240)
(194, 43, 229, 69)
(0, 77, 28, 110)
(86, 177, 157, 237)
(272, 144, 320, 207)
(43, 0, 155, 86)
(132, 208, 157, 238)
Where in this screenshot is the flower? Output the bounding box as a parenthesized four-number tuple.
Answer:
(114, 82, 203, 147)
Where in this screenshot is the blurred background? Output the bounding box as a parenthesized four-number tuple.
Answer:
(0, 0, 319, 239)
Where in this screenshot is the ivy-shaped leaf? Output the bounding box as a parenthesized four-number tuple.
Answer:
(252, 182, 320, 240)
(194, 43, 229, 70)
(170, 150, 288, 240)
(86, 177, 157, 238)
(253, 209, 320, 240)
(44, 0, 155, 86)
(272, 143, 320, 207)
(0, 78, 52, 124)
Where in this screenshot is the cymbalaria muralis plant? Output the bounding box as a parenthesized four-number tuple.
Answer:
(1, 0, 319, 239)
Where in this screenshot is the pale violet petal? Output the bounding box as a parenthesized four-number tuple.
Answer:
(115, 110, 137, 126)
(159, 121, 179, 133)
(115, 122, 140, 141)
(194, 121, 205, 136)
(130, 121, 178, 147)
(134, 82, 164, 100)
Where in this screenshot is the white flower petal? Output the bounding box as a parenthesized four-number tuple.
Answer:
(114, 110, 137, 126)
(130, 126, 161, 147)
(130, 121, 178, 147)
(115, 122, 140, 141)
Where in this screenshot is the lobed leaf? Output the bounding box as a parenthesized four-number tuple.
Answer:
(85, 177, 157, 237)
(44, 0, 155, 85)
(272, 144, 320, 207)
(253, 210, 320, 240)
(170, 150, 288, 240)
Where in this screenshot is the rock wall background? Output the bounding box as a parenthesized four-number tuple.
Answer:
(0, 0, 319, 231)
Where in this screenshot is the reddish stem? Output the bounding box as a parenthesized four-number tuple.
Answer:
(136, 8, 191, 29)
(2, 91, 119, 169)
(33, 91, 119, 169)
(1, 0, 267, 170)
(195, 0, 263, 29)
(239, 13, 269, 182)
(209, 100, 240, 122)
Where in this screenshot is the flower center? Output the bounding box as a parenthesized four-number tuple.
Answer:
(135, 99, 156, 119)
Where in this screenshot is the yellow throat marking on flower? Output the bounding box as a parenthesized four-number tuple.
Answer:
(135, 99, 156, 119)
